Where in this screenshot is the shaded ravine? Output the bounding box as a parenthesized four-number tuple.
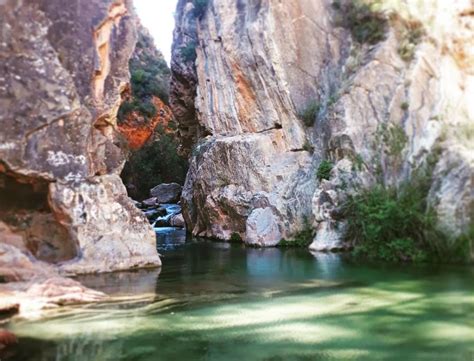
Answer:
(3, 238, 474, 361)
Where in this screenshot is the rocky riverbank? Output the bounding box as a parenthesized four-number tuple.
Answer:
(135, 183, 187, 246)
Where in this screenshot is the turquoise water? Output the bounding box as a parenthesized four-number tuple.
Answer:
(4, 239, 474, 361)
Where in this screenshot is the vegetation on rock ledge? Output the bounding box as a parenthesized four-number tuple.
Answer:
(317, 160, 334, 181)
(278, 219, 314, 247)
(118, 31, 171, 123)
(343, 180, 471, 263)
(343, 146, 471, 263)
(119, 27, 188, 200)
(333, 0, 387, 45)
(299, 101, 320, 127)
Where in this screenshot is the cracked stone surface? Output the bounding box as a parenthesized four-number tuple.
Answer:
(0, 0, 161, 292)
(172, 0, 473, 253)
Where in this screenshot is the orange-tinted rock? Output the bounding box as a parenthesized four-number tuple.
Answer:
(118, 96, 174, 150)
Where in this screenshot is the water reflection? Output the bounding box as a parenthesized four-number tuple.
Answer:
(155, 227, 186, 251)
(4, 237, 474, 361)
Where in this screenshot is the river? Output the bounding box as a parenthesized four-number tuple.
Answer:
(4, 236, 474, 360)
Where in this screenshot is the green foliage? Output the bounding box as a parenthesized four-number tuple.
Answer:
(299, 101, 320, 127)
(230, 232, 243, 243)
(351, 153, 365, 172)
(376, 123, 408, 158)
(400, 102, 409, 111)
(303, 140, 314, 153)
(343, 174, 471, 263)
(335, 0, 387, 45)
(328, 94, 338, 107)
(118, 34, 171, 123)
(397, 19, 424, 62)
(193, 0, 209, 18)
(317, 160, 334, 181)
(121, 126, 188, 200)
(180, 42, 197, 62)
(278, 218, 314, 247)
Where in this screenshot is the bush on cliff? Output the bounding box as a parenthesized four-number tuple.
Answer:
(118, 33, 170, 123)
(180, 42, 197, 62)
(343, 173, 471, 263)
(193, 0, 209, 18)
(317, 160, 333, 181)
(278, 218, 314, 247)
(333, 0, 387, 45)
(299, 101, 320, 127)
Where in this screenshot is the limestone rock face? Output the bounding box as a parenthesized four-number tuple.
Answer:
(245, 208, 282, 247)
(49, 175, 159, 275)
(171, 0, 473, 253)
(0, 0, 160, 282)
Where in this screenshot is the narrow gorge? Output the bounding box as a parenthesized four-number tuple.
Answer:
(0, 0, 473, 360)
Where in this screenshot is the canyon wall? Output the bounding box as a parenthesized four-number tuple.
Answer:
(171, 0, 473, 253)
(0, 0, 160, 281)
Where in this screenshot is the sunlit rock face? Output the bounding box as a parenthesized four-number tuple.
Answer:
(0, 0, 160, 280)
(171, 0, 473, 251)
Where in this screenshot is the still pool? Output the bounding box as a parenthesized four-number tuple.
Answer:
(4, 239, 474, 361)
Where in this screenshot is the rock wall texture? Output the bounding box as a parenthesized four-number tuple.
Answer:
(118, 95, 174, 150)
(171, 0, 473, 253)
(117, 24, 173, 150)
(0, 0, 161, 285)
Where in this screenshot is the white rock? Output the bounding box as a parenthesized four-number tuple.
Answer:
(245, 208, 282, 247)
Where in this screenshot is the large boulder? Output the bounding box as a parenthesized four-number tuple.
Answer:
(245, 208, 282, 247)
(0, 0, 160, 308)
(150, 183, 183, 204)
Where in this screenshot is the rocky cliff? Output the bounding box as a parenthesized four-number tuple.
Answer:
(117, 25, 173, 150)
(0, 0, 160, 289)
(171, 0, 473, 255)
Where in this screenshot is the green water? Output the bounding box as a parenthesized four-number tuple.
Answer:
(4, 240, 474, 361)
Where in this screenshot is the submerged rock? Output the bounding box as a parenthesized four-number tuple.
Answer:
(150, 183, 183, 204)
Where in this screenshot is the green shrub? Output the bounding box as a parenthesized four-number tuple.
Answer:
(118, 99, 157, 121)
(376, 123, 408, 158)
(121, 126, 188, 200)
(118, 34, 170, 123)
(230, 232, 243, 243)
(335, 0, 387, 45)
(193, 0, 209, 18)
(400, 101, 409, 111)
(352, 153, 365, 172)
(303, 140, 314, 153)
(278, 218, 314, 247)
(343, 175, 471, 263)
(180, 42, 197, 62)
(299, 101, 320, 127)
(317, 160, 333, 181)
(397, 19, 424, 62)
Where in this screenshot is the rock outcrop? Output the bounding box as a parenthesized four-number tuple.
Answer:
(0, 0, 160, 295)
(118, 96, 174, 150)
(171, 0, 473, 254)
(150, 182, 183, 203)
(117, 25, 174, 150)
